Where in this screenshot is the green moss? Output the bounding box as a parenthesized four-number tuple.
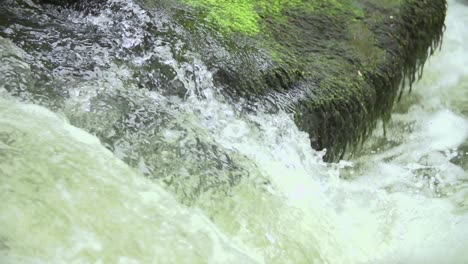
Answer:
(182, 0, 364, 35)
(183, 0, 297, 35)
(175, 0, 446, 161)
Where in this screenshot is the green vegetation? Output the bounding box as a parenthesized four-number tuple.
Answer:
(183, 0, 362, 35)
(177, 0, 446, 160)
(183, 0, 300, 34)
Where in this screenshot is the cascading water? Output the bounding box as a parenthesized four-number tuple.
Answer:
(1, 0, 467, 263)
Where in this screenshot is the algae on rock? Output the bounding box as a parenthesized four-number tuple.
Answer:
(168, 0, 446, 160)
(21, 0, 448, 161)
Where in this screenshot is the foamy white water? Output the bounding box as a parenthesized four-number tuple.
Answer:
(0, 0, 467, 263)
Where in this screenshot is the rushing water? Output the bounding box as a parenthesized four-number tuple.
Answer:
(1, 0, 468, 263)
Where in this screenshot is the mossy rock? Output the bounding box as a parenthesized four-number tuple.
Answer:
(161, 0, 446, 160)
(31, 0, 447, 161)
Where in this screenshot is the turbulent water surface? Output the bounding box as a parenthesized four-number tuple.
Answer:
(1, 0, 468, 263)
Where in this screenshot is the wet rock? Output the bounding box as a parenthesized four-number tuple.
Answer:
(2, 0, 447, 161)
(166, 0, 447, 160)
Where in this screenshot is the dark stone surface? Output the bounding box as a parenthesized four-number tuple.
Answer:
(6, 0, 448, 161)
(165, 0, 447, 160)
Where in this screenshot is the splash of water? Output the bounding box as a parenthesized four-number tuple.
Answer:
(0, 0, 468, 263)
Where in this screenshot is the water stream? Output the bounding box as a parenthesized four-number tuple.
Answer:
(1, 0, 467, 263)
